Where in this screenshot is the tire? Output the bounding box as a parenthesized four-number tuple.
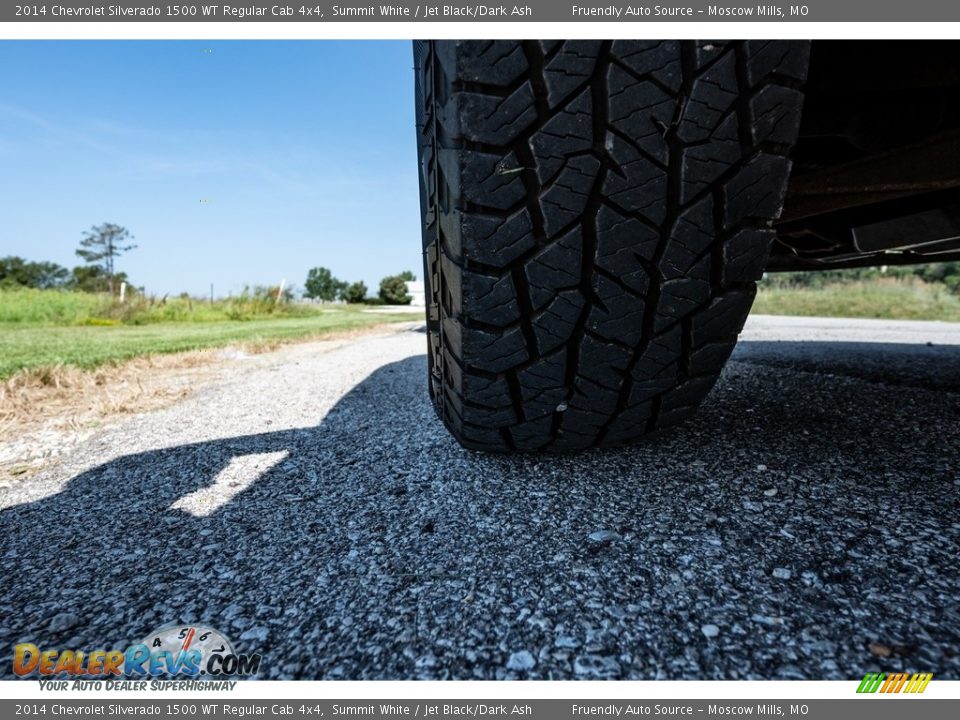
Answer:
(414, 40, 809, 452)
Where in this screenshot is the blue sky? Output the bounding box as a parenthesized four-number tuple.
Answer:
(0, 41, 421, 297)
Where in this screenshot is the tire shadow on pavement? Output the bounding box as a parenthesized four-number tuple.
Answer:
(1, 342, 958, 681)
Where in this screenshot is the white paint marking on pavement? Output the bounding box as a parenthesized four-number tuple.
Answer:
(169, 450, 289, 517)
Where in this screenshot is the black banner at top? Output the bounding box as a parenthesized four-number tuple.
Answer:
(4, 1, 960, 23)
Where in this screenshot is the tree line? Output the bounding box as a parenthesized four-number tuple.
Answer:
(1, 221, 421, 305)
(304, 267, 416, 305)
(1, 222, 135, 293)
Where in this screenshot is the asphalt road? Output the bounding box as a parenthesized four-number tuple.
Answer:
(1, 315, 958, 680)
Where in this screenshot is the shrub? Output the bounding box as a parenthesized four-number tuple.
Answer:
(379, 273, 413, 305)
(341, 281, 368, 304)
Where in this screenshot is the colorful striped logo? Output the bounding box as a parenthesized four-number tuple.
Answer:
(857, 672, 933, 694)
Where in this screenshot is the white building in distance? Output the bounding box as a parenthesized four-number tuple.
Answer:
(405, 280, 426, 307)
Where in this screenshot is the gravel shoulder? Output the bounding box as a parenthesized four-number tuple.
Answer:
(1, 316, 958, 680)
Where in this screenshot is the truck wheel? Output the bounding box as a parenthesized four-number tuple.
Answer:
(414, 40, 808, 451)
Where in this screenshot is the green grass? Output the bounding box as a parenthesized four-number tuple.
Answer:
(0, 286, 334, 325)
(0, 287, 108, 324)
(7, 278, 958, 381)
(754, 277, 960, 322)
(0, 288, 420, 379)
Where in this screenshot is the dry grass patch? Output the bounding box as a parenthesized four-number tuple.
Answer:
(0, 322, 418, 481)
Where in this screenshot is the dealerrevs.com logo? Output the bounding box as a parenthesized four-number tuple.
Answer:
(14, 624, 261, 678)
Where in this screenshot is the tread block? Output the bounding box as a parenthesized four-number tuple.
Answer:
(653, 265, 713, 332)
(455, 323, 529, 374)
(721, 228, 776, 284)
(745, 40, 811, 85)
(679, 113, 741, 204)
(461, 372, 513, 410)
(458, 422, 511, 452)
(750, 85, 805, 146)
(445, 82, 538, 146)
(572, 376, 621, 413)
(518, 349, 568, 417)
(694, 41, 730, 68)
(660, 195, 715, 279)
(530, 88, 593, 185)
(538, 40, 562, 56)
(677, 50, 738, 144)
(690, 290, 756, 345)
(654, 405, 698, 431)
(460, 400, 518, 427)
(607, 64, 673, 164)
(629, 362, 679, 405)
(596, 204, 660, 277)
(439, 41, 529, 86)
(587, 275, 647, 345)
(603, 134, 668, 225)
(601, 401, 654, 445)
(460, 209, 535, 269)
(629, 325, 682, 387)
(509, 414, 556, 450)
(462, 269, 521, 327)
(722, 153, 792, 228)
(446, 148, 528, 210)
(539, 155, 601, 236)
(525, 228, 583, 309)
(543, 41, 604, 108)
(611, 40, 682, 92)
(577, 333, 631, 388)
(689, 340, 737, 377)
(660, 375, 718, 413)
(576, 333, 632, 385)
(533, 289, 584, 355)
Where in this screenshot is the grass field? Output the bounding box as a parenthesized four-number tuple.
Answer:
(0, 288, 421, 379)
(754, 277, 960, 323)
(0, 286, 360, 325)
(4, 279, 960, 381)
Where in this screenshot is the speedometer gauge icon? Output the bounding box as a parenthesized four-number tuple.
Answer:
(141, 624, 234, 670)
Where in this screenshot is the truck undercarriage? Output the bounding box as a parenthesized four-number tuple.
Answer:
(775, 41, 960, 270)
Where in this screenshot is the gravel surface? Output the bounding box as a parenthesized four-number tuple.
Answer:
(1, 316, 958, 680)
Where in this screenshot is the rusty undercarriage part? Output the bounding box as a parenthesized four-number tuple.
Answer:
(768, 130, 960, 270)
(770, 199, 960, 271)
(771, 131, 960, 270)
(768, 41, 960, 271)
(783, 129, 960, 223)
